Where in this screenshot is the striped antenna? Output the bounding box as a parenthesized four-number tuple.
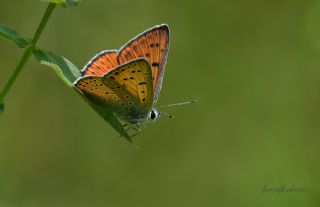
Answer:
(159, 100, 197, 108)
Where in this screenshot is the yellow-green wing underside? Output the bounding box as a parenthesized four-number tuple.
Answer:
(75, 59, 154, 123)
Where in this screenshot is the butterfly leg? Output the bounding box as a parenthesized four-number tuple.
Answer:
(126, 123, 143, 136)
(123, 124, 135, 133)
(122, 122, 149, 138)
(123, 123, 135, 132)
(141, 124, 148, 130)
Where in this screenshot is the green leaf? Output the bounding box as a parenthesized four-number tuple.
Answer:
(41, 0, 80, 7)
(0, 102, 4, 114)
(33, 49, 80, 86)
(32, 49, 131, 142)
(84, 100, 133, 143)
(0, 24, 30, 48)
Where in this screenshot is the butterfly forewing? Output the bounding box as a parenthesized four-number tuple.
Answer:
(117, 24, 169, 102)
(75, 59, 153, 123)
(82, 51, 118, 76)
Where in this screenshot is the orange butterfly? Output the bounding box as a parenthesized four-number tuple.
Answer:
(74, 24, 170, 137)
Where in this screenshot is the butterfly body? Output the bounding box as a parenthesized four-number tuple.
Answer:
(74, 24, 169, 137)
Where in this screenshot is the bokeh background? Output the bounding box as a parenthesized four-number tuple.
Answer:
(1, 0, 320, 206)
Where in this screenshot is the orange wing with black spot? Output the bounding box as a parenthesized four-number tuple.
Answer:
(81, 24, 170, 103)
(117, 24, 169, 102)
(75, 59, 153, 123)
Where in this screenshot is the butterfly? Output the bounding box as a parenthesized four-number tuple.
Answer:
(73, 24, 170, 139)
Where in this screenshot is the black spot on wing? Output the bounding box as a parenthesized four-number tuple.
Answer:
(152, 62, 159, 67)
(138, 82, 146, 85)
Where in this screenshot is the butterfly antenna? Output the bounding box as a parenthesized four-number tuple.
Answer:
(159, 100, 197, 108)
(159, 110, 174, 118)
(158, 100, 196, 119)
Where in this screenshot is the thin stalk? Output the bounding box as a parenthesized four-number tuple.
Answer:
(31, 3, 56, 45)
(0, 49, 32, 102)
(0, 3, 56, 102)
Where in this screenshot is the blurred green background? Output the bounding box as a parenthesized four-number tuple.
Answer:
(1, 0, 320, 206)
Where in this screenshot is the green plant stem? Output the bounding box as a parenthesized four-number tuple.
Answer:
(0, 3, 56, 103)
(31, 3, 56, 45)
(0, 49, 32, 102)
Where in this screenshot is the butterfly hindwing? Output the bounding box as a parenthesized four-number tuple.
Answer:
(75, 76, 128, 112)
(105, 58, 154, 109)
(75, 59, 153, 123)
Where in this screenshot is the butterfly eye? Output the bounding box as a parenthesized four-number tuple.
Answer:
(149, 109, 159, 120)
